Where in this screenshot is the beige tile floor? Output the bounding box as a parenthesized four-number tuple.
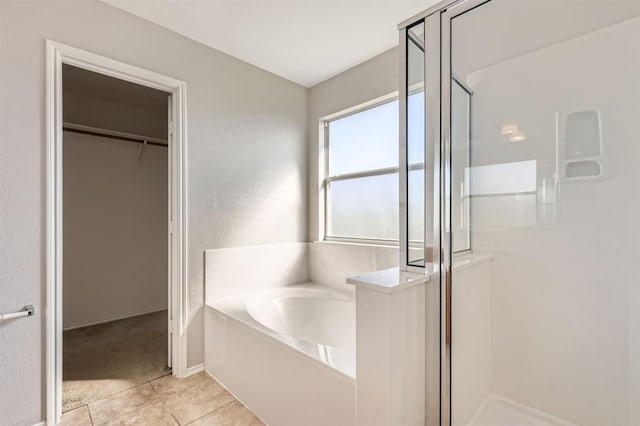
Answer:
(60, 371, 264, 426)
(61, 311, 263, 425)
(63, 311, 170, 412)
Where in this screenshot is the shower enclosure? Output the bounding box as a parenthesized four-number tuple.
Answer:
(399, 0, 640, 425)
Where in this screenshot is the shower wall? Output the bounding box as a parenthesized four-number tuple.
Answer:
(466, 17, 640, 426)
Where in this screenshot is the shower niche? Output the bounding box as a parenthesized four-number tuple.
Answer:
(564, 108, 602, 179)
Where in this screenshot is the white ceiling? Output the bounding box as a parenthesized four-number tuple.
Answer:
(101, 0, 438, 87)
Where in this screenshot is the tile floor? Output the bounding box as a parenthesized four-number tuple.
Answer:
(61, 311, 263, 425)
(63, 311, 170, 412)
(60, 371, 264, 426)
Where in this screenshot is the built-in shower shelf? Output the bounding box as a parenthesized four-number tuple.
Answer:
(563, 109, 603, 180)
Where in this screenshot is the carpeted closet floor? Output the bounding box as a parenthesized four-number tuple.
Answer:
(63, 310, 170, 413)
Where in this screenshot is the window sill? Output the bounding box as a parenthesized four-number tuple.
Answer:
(315, 239, 400, 249)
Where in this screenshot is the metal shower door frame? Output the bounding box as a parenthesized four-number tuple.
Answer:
(399, 0, 493, 424)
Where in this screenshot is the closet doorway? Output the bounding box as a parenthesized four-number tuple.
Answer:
(61, 64, 171, 413)
(46, 41, 187, 425)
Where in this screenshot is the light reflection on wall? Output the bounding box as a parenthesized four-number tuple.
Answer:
(466, 160, 537, 196)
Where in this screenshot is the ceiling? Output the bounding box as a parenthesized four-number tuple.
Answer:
(101, 0, 438, 87)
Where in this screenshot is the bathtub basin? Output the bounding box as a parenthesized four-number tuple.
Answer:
(246, 287, 355, 350)
(205, 283, 356, 425)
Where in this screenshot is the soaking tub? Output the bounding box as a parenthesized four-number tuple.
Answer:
(205, 283, 356, 426)
(247, 286, 355, 351)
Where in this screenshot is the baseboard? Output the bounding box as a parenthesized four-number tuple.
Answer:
(63, 306, 168, 331)
(32, 422, 46, 426)
(185, 363, 205, 376)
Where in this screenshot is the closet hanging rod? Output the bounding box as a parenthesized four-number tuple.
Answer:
(63, 122, 168, 148)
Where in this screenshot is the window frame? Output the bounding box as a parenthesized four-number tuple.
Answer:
(319, 93, 401, 245)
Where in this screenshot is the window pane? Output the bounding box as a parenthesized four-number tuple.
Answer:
(328, 101, 398, 176)
(407, 91, 425, 164)
(408, 168, 424, 242)
(328, 174, 398, 240)
(407, 21, 426, 267)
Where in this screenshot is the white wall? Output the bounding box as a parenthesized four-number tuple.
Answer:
(205, 243, 309, 304)
(464, 17, 640, 426)
(0, 1, 307, 424)
(308, 242, 397, 291)
(204, 242, 398, 304)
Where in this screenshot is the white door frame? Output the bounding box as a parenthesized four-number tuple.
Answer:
(45, 40, 188, 425)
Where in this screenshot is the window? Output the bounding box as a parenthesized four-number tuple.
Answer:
(322, 98, 400, 243)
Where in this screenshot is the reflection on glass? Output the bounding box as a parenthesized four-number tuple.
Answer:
(407, 21, 425, 267)
(451, 78, 471, 252)
(467, 160, 537, 195)
(466, 160, 538, 227)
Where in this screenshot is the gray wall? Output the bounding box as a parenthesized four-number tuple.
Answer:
(63, 91, 168, 140)
(0, 1, 307, 424)
(307, 47, 398, 241)
(63, 131, 168, 330)
(63, 79, 169, 330)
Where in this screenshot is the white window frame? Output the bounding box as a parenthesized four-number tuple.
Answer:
(318, 92, 400, 246)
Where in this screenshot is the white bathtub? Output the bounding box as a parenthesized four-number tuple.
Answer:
(205, 283, 356, 426)
(247, 286, 355, 350)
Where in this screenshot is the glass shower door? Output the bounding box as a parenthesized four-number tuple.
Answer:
(444, 1, 640, 425)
